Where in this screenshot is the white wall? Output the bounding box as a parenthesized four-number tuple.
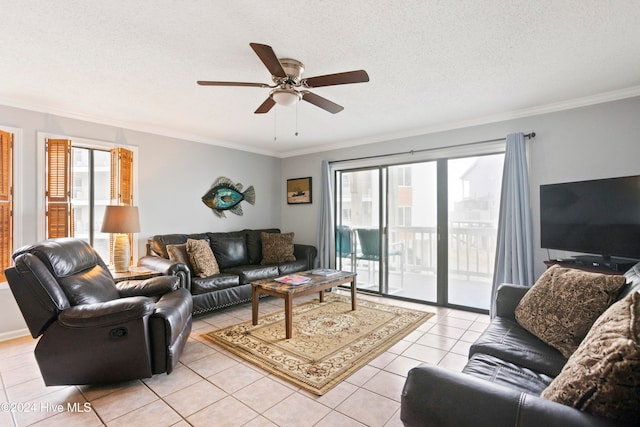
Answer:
(282, 96, 640, 279)
(0, 104, 282, 339)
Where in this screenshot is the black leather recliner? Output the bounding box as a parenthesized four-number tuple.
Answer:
(5, 238, 193, 386)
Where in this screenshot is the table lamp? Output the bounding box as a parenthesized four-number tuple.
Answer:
(101, 205, 140, 272)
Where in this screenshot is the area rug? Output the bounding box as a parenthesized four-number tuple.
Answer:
(202, 294, 433, 395)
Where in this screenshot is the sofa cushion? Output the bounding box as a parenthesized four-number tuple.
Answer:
(278, 259, 309, 275)
(463, 353, 554, 396)
(166, 243, 189, 266)
(211, 236, 248, 269)
(223, 265, 280, 284)
(191, 274, 240, 295)
(260, 232, 296, 265)
(541, 291, 640, 423)
(186, 239, 220, 278)
(514, 265, 626, 358)
(469, 317, 567, 377)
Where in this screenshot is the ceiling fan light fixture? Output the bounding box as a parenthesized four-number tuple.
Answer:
(271, 88, 302, 106)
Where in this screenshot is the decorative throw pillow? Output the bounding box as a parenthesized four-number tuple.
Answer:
(541, 291, 640, 423)
(186, 238, 220, 277)
(260, 232, 296, 265)
(166, 243, 189, 265)
(514, 265, 626, 358)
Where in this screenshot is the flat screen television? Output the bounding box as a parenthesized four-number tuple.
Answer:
(540, 175, 640, 261)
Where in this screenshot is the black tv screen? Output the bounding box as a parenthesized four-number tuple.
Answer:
(540, 175, 640, 259)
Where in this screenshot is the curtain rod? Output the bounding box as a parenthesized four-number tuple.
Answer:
(328, 132, 536, 165)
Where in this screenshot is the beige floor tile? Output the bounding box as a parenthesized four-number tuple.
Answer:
(435, 316, 473, 329)
(178, 339, 219, 364)
(6, 377, 69, 403)
(208, 363, 264, 394)
(344, 365, 380, 387)
(315, 410, 366, 427)
(361, 370, 406, 402)
(402, 343, 447, 364)
(451, 339, 472, 356)
(107, 399, 181, 427)
(13, 386, 88, 426)
(437, 352, 468, 372)
(187, 396, 258, 427)
(415, 333, 458, 351)
(164, 379, 227, 417)
(368, 351, 397, 369)
(242, 415, 278, 427)
(185, 351, 238, 378)
(233, 377, 294, 413)
(142, 364, 202, 397)
(306, 380, 358, 409)
(29, 405, 103, 427)
(336, 388, 400, 427)
(427, 324, 466, 339)
(383, 408, 405, 427)
(262, 392, 331, 427)
(90, 381, 157, 422)
(382, 355, 423, 377)
(460, 329, 482, 342)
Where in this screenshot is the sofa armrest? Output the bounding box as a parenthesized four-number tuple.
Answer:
(401, 364, 626, 427)
(494, 283, 530, 321)
(294, 244, 317, 270)
(58, 297, 156, 328)
(138, 255, 191, 290)
(116, 275, 181, 298)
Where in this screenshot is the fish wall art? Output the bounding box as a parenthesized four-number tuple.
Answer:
(202, 176, 255, 218)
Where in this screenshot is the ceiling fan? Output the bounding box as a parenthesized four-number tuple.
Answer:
(197, 43, 369, 114)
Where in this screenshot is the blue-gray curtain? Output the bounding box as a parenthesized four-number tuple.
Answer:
(491, 132, 534, 316)
(315, 160, 333, 268)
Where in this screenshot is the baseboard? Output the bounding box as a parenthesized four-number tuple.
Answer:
(0, 328, 30, 342)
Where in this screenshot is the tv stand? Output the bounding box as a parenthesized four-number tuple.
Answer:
(572, 255, 637, 272)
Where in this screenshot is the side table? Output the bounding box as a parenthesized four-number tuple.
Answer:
(112, 268, 162, 283)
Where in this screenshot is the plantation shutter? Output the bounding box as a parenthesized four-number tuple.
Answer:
(46, 139, 72, 238)
(0, 130, 13, 282)
(109, 147, 134, 264)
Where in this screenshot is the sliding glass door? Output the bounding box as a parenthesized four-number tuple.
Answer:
(335, 152, 503, 311)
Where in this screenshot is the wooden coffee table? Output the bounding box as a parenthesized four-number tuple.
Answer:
(251, 270, 357, 339)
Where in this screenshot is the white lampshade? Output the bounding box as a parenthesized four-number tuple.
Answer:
(271, 88, 302, 106)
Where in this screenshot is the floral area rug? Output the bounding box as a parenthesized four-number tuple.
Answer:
(202, 293, 434, 395)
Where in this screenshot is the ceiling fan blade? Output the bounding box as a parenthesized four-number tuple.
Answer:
(197, 81, 269, 88)
(254, 97, 276, 114)
(302, 91, 344, 114)
(249, 43, 287, 78)
(303, 70, 369, 88)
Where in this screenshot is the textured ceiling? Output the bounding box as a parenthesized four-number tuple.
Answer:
(2, 1, 640, 157)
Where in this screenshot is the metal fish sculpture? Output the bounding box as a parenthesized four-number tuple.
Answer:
(202, 177, 256, 218)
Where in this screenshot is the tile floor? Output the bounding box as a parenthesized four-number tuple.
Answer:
(0, 290, 490, 427)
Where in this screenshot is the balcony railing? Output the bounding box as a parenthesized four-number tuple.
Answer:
(390, 226, 497, 279)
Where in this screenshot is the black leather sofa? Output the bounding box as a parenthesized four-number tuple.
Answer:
(5, 238, 192, 385)
(401, 263, 640, 427)
(138, 228, 317, 316)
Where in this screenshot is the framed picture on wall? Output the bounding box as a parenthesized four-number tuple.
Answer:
(287, 177, 312, 204)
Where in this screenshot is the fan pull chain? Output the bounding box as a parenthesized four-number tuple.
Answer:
(273, 107, 277, 141)
(295, 103, 299, 136)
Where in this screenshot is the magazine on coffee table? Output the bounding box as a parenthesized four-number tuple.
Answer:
(310, 268, 340, 276)
(275, 274, 311, 285)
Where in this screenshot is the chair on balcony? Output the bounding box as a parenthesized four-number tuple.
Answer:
(336, 225, 356, 272)
(5, 238, 193, 386)
(355, 228, 404, 289)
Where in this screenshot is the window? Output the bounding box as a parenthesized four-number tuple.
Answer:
(0, 130, 13, 282)
(43, 136, 135, 264)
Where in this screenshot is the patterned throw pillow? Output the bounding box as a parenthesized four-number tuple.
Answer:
(541, 291, 640, 423)
(186, 238, 220, 277)
(514, 265, 626, 358)
(260, 232, 296, 265)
